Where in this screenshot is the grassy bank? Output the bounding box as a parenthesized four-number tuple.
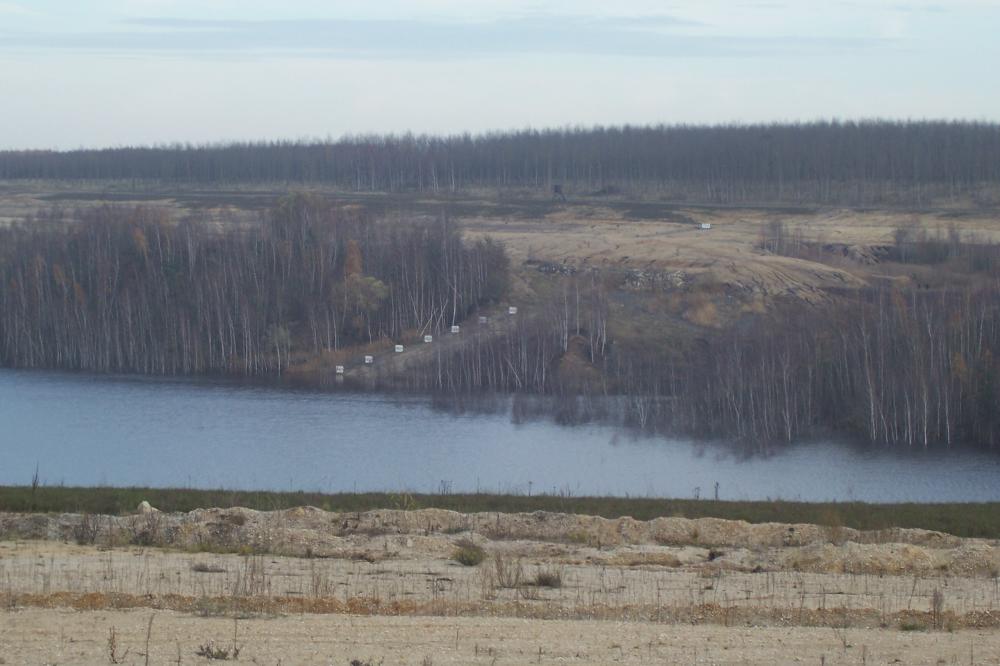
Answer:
(2, 486, 999, 539)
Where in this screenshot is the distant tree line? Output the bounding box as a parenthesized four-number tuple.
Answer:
(761, 218, 1000, 273)
(0, 197, 508, 375)
(3, 121, 1000, 206)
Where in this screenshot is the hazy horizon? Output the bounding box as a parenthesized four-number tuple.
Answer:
(4, 117, 1000, 154)
(1, 0, 999, 150)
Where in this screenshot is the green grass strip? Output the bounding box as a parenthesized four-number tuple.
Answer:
(2, 486, 999, 539)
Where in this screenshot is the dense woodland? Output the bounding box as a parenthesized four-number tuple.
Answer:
(407, 272, 1000, 453)
(4, 121, 1000, 206)
(0, 198, 507, 374)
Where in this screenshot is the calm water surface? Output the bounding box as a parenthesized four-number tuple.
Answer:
(2, 369, 999, 502)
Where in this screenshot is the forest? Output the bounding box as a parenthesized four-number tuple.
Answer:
(402, 273, 1000, 453)
(3, 120, 1000, 206)
(0, 197, 507, 375)
(2, 196, 999, 453)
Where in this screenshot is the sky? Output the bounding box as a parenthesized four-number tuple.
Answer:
(0, 0, 998, 150)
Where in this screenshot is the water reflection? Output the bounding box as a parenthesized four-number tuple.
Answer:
(2, 369, 999, 502)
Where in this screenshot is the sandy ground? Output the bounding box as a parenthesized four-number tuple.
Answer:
(461, 204, 1000, 301)
(2, 507, 1000, 663)
(2, 607, 998, 665)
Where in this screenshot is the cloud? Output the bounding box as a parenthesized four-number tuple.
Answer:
(836, 1, 949, 12)
(0, 14, 888, 60)
(0, 1, 36, 15)
(889, 3, 948, 12)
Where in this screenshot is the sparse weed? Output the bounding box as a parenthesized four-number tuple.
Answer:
(74, 513, 101, 545)
(491, 554, 523, 589)
(126, 513, 163, 547)
(931, 588, 945, 630)
(107, 626, 129, 664)
(195, 642, 239, 660)
(819, 509, 847, 545)
(518, 585, 541, 600)
(195, 618, 242, 660)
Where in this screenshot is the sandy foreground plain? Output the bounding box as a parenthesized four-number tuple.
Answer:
(1, 507, 1000, 664)
(2, 608, 997, 665)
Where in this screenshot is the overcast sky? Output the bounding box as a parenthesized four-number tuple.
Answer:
(1, 0, 998, 150)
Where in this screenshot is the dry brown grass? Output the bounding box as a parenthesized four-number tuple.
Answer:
(4, 589, 997, 630)
(683, 299, 721, 327)
(600, 551, 683, 568)
(284, 337, 394, 379)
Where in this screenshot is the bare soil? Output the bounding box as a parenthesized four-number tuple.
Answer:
(2, 608, 997, 665)
(2, 507, 1000, 663)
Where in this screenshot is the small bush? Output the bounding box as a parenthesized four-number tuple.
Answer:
(452, 539, 485, 566)
(224, 512, 247, 527)
(192, 562, 226, 573)
(532, 568, 562, 588)
(899, 620, 926, 632)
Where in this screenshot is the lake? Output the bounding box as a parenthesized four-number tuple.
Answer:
(2, 369, 999, 503)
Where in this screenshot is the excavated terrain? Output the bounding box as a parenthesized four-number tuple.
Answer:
(2, 506, 1000, 663)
